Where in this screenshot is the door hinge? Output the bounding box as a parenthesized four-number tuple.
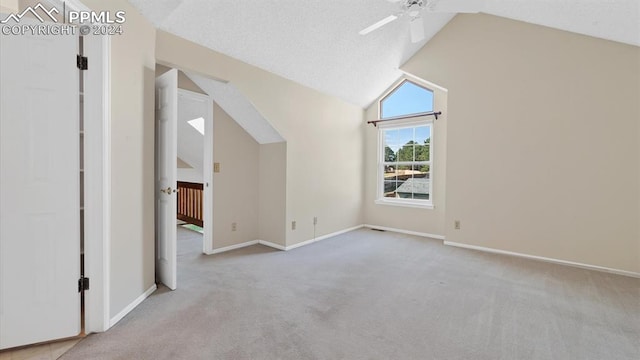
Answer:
(77, 55, 88, 70)
(78, 277, 90, 292)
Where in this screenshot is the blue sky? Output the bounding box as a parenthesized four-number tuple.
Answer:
(381, 81, 433, 119)
(382, 81, 432, 152)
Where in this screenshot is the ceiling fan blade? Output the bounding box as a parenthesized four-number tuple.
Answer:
(359, 14, 399, 35)
(409, 16, 425, 43)
(428, 0, 485, 13)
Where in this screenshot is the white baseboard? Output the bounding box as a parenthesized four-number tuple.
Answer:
(444, 241, 640, 278)
(363, 224, 445, 240)
(313, 224, 365, 242)
(204, 239, 287, 254)
(257, 240, 287, 251)
(109, 284, 157, 328)
(205, 240, 259, 255)
(284, 225, 364, 251)
(204, 224, 440, 254)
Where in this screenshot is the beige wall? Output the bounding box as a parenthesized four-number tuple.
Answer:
(211, 103, 260, 248)
(156, 64, 207, 95)
(84, 0, 157, 318)
(156, 31, 364, 247)
(259, 142, 287, 246)
(363, 81, 448, 236)
(402, 14, 640, 273)
(1, 0, 18, 13)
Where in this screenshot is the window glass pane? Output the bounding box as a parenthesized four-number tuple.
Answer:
(384, 181, 399, 198)
(383, 146, 396, 162)
(402, 168, 430, 200)
(395, 176, 414, 199)
(397, 164, 411, 176)
(381, 81, 434, 119)
(383, 165, 397, 181)
(415, 145, 429, 161)
(415, 126, 430, 144)
(398, 145, 414, 162)
(398, 127, 413, 147)
(383, 129, 400, 150)
(413, 164, 429, 178)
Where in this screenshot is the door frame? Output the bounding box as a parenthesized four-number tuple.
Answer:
(176, 88, 214, 254)
(48, 0, 111, 333)
(83, 27, 110, 332)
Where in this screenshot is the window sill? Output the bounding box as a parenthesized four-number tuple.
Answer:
(375, 199, 434, 210)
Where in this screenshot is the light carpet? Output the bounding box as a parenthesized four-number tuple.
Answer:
(61, 227, 640, 359)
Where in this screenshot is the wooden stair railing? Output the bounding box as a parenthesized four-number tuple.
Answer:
(177, 181, 204, 227)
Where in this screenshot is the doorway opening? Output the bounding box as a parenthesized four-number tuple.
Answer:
(155, 65, 214, 290)
(176, 89, 211, 250)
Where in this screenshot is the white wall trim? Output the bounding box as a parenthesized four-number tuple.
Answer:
(82, 30, 111, 334)
(100, 34, 112, 332)
(50, 0, 112, 334)
(444, 241, 640, 278)
(205, 240, 259, 255)
(204, 225, 366, 255)
(363, 224, 445, 240)
(109, 284, 156, 328)
(398, 69, 449, 93)
(203, 240, 288, 255)
(284, 225, 365, 250)
(257, 240, 287, 251)
(374, 199, 435, 209)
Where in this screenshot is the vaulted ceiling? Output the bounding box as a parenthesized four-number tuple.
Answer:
(129, 0, 640, 108)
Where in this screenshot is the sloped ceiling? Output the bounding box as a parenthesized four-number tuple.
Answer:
(186, 72, 285, 144)
(483, 0, 639, 47)
(129, 0, 640, 108)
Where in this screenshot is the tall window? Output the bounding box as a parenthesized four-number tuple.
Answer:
(377, 80, 434, 208)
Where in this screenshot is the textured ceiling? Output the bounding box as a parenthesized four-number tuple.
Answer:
(129, 0, 640, 108)
(483, 0, 640, 47)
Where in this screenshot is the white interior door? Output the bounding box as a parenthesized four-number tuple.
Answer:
(0, 21, 81, 349)
(155, 69, 178, 290)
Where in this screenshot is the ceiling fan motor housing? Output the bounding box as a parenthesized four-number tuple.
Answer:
(404, 0, 426, 17)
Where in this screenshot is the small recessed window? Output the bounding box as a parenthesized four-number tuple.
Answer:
(380, 80, 433, 119)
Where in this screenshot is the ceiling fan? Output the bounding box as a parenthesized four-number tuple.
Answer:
(359, 0, 484, 43)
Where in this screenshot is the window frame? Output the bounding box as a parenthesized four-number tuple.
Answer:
(376, 118, 434, 209)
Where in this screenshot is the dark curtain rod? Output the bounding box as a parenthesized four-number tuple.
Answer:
(367, 111, 442, 127)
